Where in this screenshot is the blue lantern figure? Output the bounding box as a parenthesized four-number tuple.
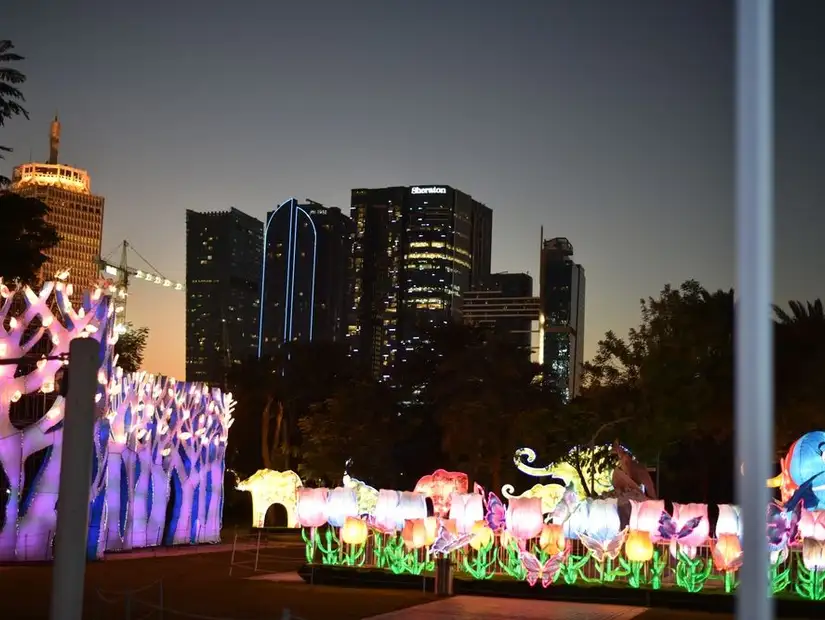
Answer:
(784, 431, 825, 511)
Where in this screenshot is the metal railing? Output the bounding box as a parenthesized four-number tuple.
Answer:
(227, 530, 304, 577)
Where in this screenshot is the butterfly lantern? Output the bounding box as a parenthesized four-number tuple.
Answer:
(664, 503, 709, 560)
(429, 522, 474, 558)
(474, 484, 507, 534)
(520, 549, 565, 588)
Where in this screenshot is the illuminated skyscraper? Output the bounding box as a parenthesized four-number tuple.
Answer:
(462, 272, 538, 356)
(538, 236, 585, 401)
(258, 199, 353, 358)
(185, 208, 263, 385)
(350, 185, 492, 377)
(10, 116, 104, 301)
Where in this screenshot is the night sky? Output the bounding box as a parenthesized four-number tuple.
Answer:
(3, 1, 824, 378)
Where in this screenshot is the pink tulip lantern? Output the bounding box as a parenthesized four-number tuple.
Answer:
(799, 509, 825, 542)
(373, 489, 401, 533)
(629, 500, 666, 543)
(449, 492, 484, 534)
(296, 487, 328, 529)
(670, 503, 709, 559)
(506, 497, 543, 540)
(326, 487, 358, 528)
(715, 504, 742, 539)
(396, 491, 428, 528)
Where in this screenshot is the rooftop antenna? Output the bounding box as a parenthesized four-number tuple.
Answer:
(48, 113, 60, 165)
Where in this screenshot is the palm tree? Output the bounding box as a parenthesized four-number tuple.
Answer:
(773, 299, 825, 326)
(773, 299, 825, 449)
(1, 40, 29, 187)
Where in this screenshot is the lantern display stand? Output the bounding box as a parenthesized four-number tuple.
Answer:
(434, 556, 454, 596)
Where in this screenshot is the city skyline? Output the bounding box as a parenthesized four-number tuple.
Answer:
(3, 1, 825, 379)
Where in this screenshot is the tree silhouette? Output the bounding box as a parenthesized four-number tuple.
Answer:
(113, 322, 149, 372)
(583, 281, 735, 501)
(773, 299, 825, 450)
(0, 40, 29, 187)
(297, 379, 397, 487)
(0, 192, 60, 284)
(423, 322, 553, 491)
(774, 299, 825, 326)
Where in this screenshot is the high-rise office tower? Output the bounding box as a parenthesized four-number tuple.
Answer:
(350, 185, 493, 377)
(462, 272, 538, 355)
(538, 235, 585, 401)
(185, 208, 263, 385)
(258, 198, 354, 358)
(10, 116, 104, 302)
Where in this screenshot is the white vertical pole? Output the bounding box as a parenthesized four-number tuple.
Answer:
(735, 1, 773, 620)
(50, 338, 100, 620)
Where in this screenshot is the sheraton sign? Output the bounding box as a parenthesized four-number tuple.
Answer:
(411, 186, 447, 195)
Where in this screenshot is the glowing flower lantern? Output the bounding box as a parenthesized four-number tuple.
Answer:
(799, 509, 825, 541)
(296, 487, 329, 528)
(802, 537, 825, 571)
(539, 523, 565, 556)
(469, 521, 493, 551)
(402, 519, 429, 550)
(396, 491, 428, 528)
(625, 530, 654, 563)
(583, 499, 621, 541)
(340, 517, 368, 546)
(449, 492, 484, 534)
(716, 504, 742, 539)
(670, 503, 709, 559)
(373, 489, 401, 532)
(559, 499, 589, 541)
(506, 497, 543, 540)
(629, 500, 666, 542)
(423, 517, 440, 546)
(712, 534, 743, 572)
(413, 469, 469, 517)
(578, 499, 627, 562)
(326, 487, 358, 528)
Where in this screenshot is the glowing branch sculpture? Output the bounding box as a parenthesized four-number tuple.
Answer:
(0, 280, 112, 561)
(104, 375, 235, 549)
(0, 280, 235, 562)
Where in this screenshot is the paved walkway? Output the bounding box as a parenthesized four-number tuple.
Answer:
(364, 597, 647, 620)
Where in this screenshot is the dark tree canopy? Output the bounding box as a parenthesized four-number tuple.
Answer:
(225, 341, 362, 476)
(114, 322, 149, 373)
(298, 379, 397, 488)
(0, 192, 60, 284)
(1, 40, 29, 187)
(219, 279, 825, 505)
(773, 298, 825, 450)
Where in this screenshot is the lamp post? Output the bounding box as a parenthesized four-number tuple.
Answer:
(49, 338, 100, 620)
(735, 1, 773, 619)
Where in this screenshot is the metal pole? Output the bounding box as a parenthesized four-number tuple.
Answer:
(735, 2, 773, 620)
(49, 338, 100, 620)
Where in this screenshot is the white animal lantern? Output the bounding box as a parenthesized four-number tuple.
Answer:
(236, 469, 304, 528)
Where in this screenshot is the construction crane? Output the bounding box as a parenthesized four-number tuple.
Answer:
(98, 240, 184, 333)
